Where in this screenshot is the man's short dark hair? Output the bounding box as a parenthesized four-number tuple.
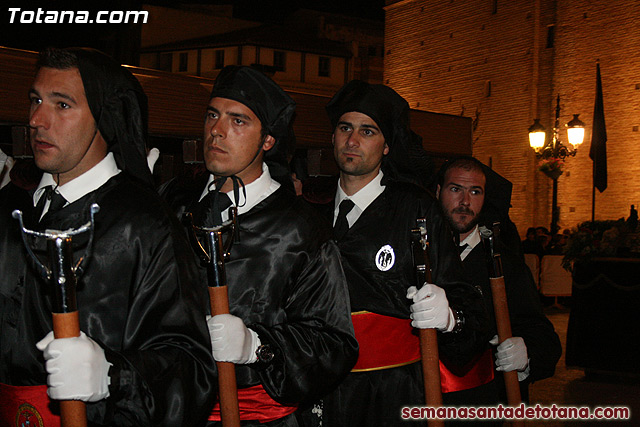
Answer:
(36, 47, 79, 71)
(438, 156, 486, 188)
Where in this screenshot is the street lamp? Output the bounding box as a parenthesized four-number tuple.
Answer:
(528, 95, 585, 234)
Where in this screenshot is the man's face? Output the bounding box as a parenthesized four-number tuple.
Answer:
(29, 67, 107, 186)
(333, 111, 389, 179)
(203, 97, 274, 185)
(437, 166, 486, 236)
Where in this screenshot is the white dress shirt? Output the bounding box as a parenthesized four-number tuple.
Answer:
(33, 152, 121, 218)
(199, 163, 280, 222)
(334, 170, 385, 227)
(459, 224, 481, 261)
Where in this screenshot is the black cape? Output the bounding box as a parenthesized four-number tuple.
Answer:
(316, 180, 489, 426)
(459, 236, 562, 402)
(161, 174, 359, 425)
(0, 174, 216, 426)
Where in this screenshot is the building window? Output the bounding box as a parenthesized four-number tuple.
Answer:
(368, 46, 377, 56)
(546, 25, 555, 48)
(178, 52, 188, 72)
(215, 50, 225, 69)
(492, 0, 498, 14)
(319, 57, 330, 77)
(158, 53, 172, 72)
(273, 51, 285, 71)
(484, 80, 492, 97)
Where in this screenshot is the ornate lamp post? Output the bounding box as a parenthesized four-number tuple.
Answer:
(529, 95, 585, 234)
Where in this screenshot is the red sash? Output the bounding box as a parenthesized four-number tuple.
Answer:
(208, 384, 297, 423)
(0, 382, 60, 427)
(350, 311, 494, 392)
(440, 349, 494, 393)
(351, 311, 422, 371)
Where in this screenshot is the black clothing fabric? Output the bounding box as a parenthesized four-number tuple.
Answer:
(333, 198, 354, 241)
(193, 190, 232, 227)
(441, 379, 502, 426)
(161, 174, 359, 424)
(461, 238, 561, 402)
(0, 175, 216, 426)
(67, 48, 153, 187)
(34, 186, 64, 220)
(318, 181, 488, 426)
(35, 187, 67, 223)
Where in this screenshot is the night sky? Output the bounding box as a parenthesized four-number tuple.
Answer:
(1, 1, 385, 61)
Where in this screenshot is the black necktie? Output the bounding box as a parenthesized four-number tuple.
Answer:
(333, 199, 355, 240)
(36, 186, 67, 222)
(458, 243, 469, 255)
(193, 191, 233, 226)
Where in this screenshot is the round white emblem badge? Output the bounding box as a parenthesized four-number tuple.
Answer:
(375, 245, 395, 271)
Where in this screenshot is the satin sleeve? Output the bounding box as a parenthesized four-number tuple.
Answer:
(93, 218, 216, 426)
(248, 240, 359, 406)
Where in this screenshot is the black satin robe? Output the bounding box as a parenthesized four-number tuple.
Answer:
(316, 181, 489, 427)
(161, 175, 359, 426)
(448, 240, 561, 405)
(0, 174, 216, 426)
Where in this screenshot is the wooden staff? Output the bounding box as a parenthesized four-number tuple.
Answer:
(411, 218, 444, 427)
(14, 205, 100, 427)
(49, 236, 87, 427)
(481, 223, 524, 427)
(206, 226, 241, 427)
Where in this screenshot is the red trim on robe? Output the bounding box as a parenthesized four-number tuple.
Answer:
(208, 384, 298, 423)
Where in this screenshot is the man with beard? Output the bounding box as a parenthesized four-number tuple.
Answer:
(318, 80, 489, 426)
(160, 65, 358, 426)
(436, 156, 561, 408)
(0, 47, 215, 426)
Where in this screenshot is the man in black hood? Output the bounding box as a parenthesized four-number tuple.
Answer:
(161, 65, 357, 426)
(0, 47, 216, 426)
(320, 80, 488, 426)
(436, 156, 561, 409)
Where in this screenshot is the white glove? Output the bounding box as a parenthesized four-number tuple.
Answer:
(490, 335, 530, 381)
(36, 331, 111, 402)
(146, 147, 160, 173)
(207, 314, 260, 364)
(407, 284, 455, 332)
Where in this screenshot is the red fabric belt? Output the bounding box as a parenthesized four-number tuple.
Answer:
(208, 384, 298, 423)
(351, 311, 421, 371)
(440, 349, 494, 393)
(0, 382, 59, 427)
(350, 311, 494, 392)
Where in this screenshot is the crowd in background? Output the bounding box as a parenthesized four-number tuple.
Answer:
(522, 226, 570, 259)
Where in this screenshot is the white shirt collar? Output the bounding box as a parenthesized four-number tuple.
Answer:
(33, 152, 121, 208)
(459, 224, 481, 261)
(334, 169, 385, 227)
(200, 163, 280, 219)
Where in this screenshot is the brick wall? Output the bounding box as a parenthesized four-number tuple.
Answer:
(385, 0, 640, 236)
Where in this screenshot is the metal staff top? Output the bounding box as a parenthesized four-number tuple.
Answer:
(411, 217, 433, 283)
(479, 222, 503, 278)
(183, 206, 238, 288)
(12, 203, 100, 313)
